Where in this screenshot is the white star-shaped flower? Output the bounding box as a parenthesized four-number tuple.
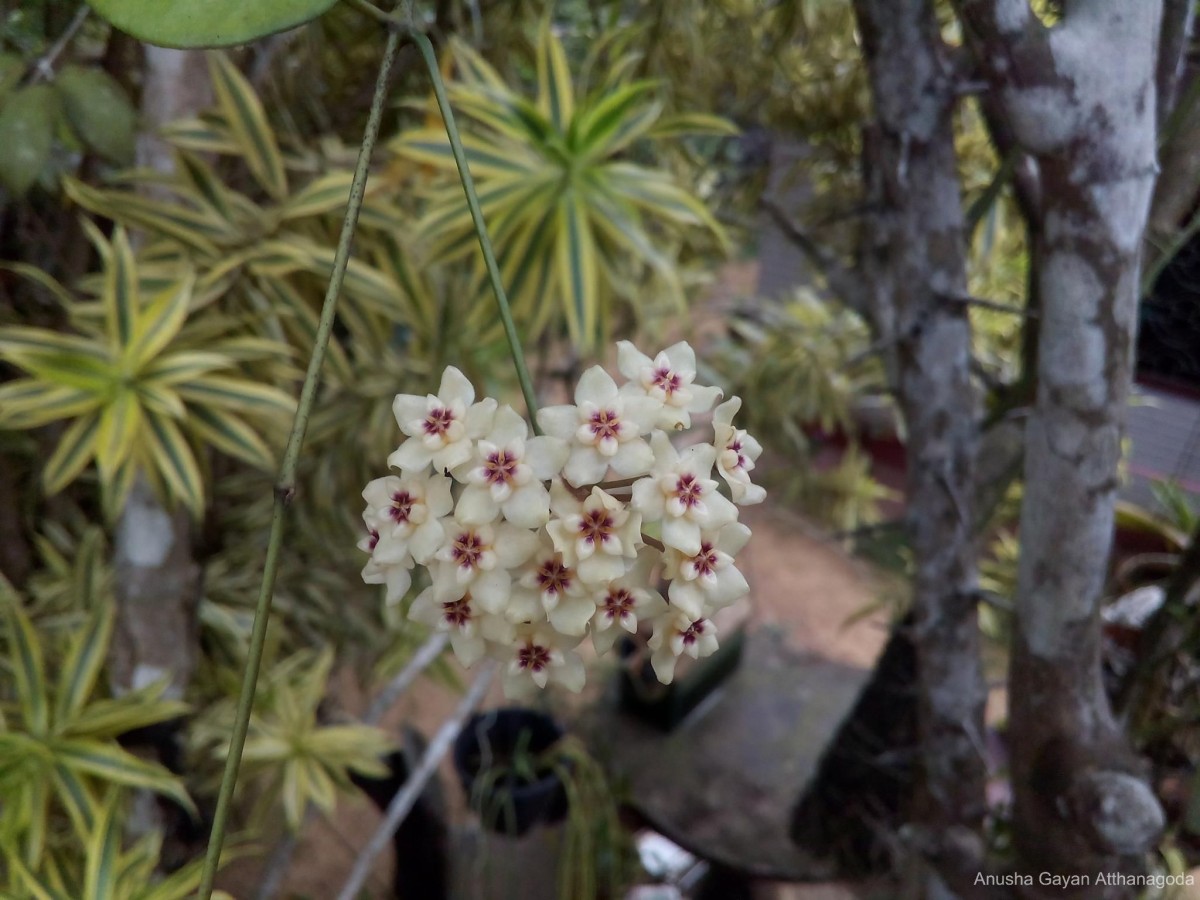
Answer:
(456, 405, 568, 528)
(511, 532, 595, 636)
(358, 524, 418, 605)
(647, 609, 719, 684)
(712, 396, 765, 505)
(545, 480, 642, 585)
(409, 584, 515, 667)
(661, 521, 752, 619)
(361, 472, 454, 563)
(430, 518, 539, 613)
(536, 366, 660, 487)
(501, 624, 586, 698)
(389, 366, 497, 476)
(588, 549, 668, 655)
(631, 431, 738, 555)
(616, 340, 723, 430)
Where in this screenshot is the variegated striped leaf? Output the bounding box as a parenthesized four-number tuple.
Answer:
(42, 411, 101, 495)
(207, 52, 287, 200)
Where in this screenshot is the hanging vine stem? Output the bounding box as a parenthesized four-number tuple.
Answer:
(195, 25, 404, 900)
(199, 5, 545, 896)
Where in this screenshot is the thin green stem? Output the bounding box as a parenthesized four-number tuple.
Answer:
(409, 29, 542, 431)
(195, 26, 403, 900)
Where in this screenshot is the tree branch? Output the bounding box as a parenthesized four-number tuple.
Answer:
(1156, 0, 1195, 131)
(760, 199, 866, 314)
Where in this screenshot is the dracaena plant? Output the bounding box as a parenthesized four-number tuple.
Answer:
(189, 647, 394, 831)
(0, 223, 294, 519)
(2, 791, 225, 900)
(0, 576, 192, 876)
(391, 25, 734, 350)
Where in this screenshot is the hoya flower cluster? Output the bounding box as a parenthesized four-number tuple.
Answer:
(358, 341, 765, 698)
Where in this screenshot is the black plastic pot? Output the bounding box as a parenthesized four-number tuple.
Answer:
(452, 708, 569, 836)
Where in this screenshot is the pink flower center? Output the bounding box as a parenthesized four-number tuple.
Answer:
(651, 366, 681, 396)
(365, 529, 379, 552)
(442, 595, 472, 627)
(577, 508, 615, 546)
(691, 542, 718, 578)
(681, 618, 707, 646)
(588, 408, 622, 441)
(517, 642, 551, 672)
(451, 531, 485, 570)
(423, 406, 455, 437)
(389, 491, 416, 523)
(674, 473, 704, 508)
(602, 587, 635, 621)
(729, 437, 747, 470)
(484, 449, 519, 486)
(536, 558, 573, 597)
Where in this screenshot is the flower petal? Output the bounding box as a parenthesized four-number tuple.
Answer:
(457, 483, 500, 524)
(438, 366, 476, 406)
(388, 439, 434, 473)
(536, 405, 580, 441)
(575, 366, 619, 405)
(502, 481, 552, 529)
(610, 439, 654, 478)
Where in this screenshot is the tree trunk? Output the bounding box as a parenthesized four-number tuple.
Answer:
(853, 2, 987, 894)
(956, 2, 1167, 893)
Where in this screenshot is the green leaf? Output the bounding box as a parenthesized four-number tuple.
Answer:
(647, 112, 740, 139)
(0, 84, 56, 195)
(124, 274, 194, 370)
(177, 375, 295, 415)
(64, 178, 226, 255)
(536, 25, 574, 133)
(56, 65, 137, 165)
(64, 686, 188, 742)
(51, 739, 195, 814)
(555, 191, 599, 348)
(278, 170, 356, 220)
(83, 0, 338, 48)
(0, 381, 102, 429)
(186, 404, 276, 470)
(3, 601, 49, 736)
(42, 411, 101, 495)
(83, 795, 120, 900)
(102, 227, 140, 350)
(575, 81, 661, 158)
(141, 412, 205, 516)
(0, 51, 23, 103)
(207, 52, 287, 199)
(0, 325, 116, 393)
(141, 350, 235, 385)
(0, 261, 75, 308)
(54, 604, 115, 728)
(95, 389, 143, 477)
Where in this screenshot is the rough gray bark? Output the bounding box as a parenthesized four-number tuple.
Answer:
(957, 2, 1166, 893)
(852, 2, 987, 895)
(109, 48, 210, 701)
(1146, 0, 1196, 258)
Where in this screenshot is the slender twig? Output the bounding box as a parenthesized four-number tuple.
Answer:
(195, 27, 404, 900)
(409, 29, 542, 430)
(335, 664, 497, 900)
(760, 198, 866, 315)
(935, 291, 1037, 318)
(364, 631, 451, 724)
(30, 5, 90, 84)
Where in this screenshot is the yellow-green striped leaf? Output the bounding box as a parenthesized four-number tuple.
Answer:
(102, 225, 140, 348)
(54, 604, 115, 727)
(0, 381, 102, 429)
(5, 852, 71, 900)
(64, 178, 226, 256)
(124, 273, 194, 370)
(647, 112, 740, 139)
(95, 389, 143, 477)
(135, 381, 187, 420)
(3, 601, 48, 735)
(278, 170, 356, 220)
(142, 413, 205, 516)
(160, 117, 241, 155)
(42, 411, 101, 495)
(50, 739, 195, 814)
(207, 52, 287, 200)
(536, 25, 574, 132)
(575, 82, 661, 158)
(65, 687, 188, 742)
(141, 350, 235, 385)
(555, 191, 599, 348)
(0, 261, 74, 308)
(51, 761, 99, 838)
(187, 404, 276, 470)
(83, 794, 120, 900)
(177, 375, 295, 415)
(391, 130, 537, 179)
